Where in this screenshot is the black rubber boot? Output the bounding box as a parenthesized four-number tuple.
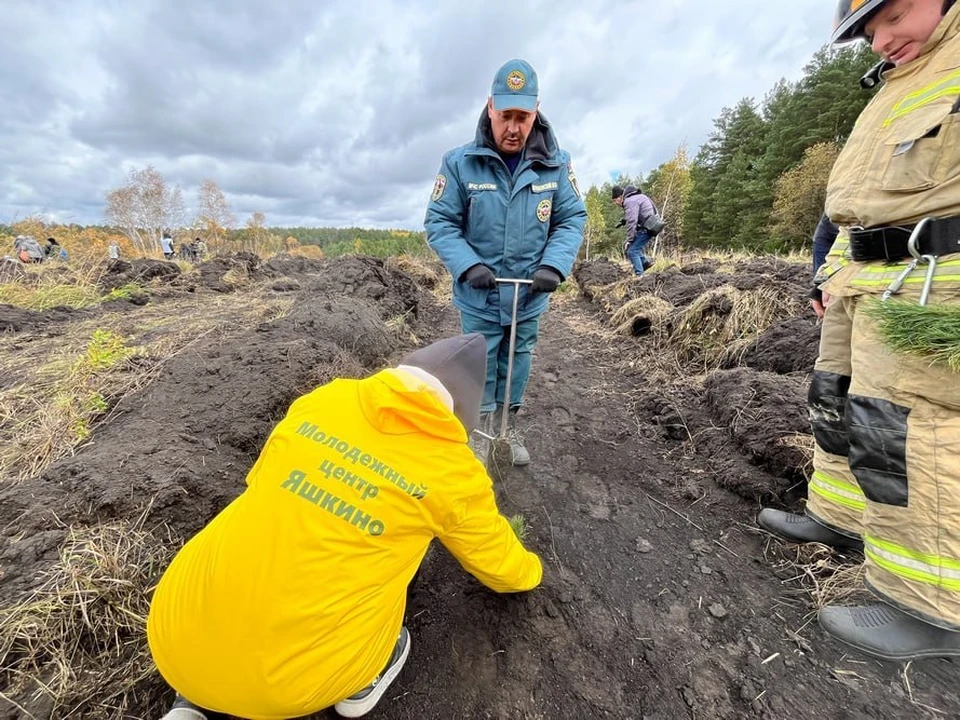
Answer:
(757, 508, 862, 550)
(819, 603, 960, 660)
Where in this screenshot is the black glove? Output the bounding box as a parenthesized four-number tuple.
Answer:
(531, 266, 562, 293)
(615, 218, 626, 228)
(809, 284, 823, 303)
(463, 264, 496, 289)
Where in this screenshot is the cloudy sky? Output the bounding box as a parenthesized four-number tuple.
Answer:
(3, 0, 843, 230)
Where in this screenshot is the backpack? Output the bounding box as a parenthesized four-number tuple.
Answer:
(642, 200, 667, 236)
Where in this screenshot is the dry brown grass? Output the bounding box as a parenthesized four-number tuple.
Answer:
(608, 295, 674, 337)
(0, 512, 174, 718)
(0, 290, 295, 484)
(385, 310, 421, 346)
(592, 277, 645, 314)
(0, 258, 127, 311)
(765, 538, 868, 610)
(777, 433, 815, 477)
(385, 254, 441, 289)
(664, 284, 801, 368)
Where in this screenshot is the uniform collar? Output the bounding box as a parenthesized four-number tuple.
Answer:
(471, 108, 558, 165)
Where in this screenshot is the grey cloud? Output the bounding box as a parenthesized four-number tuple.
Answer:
(2, 0, 847, 228)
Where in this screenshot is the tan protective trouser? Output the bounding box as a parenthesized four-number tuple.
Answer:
(806, 297, 866, 537)
(809, 283, 960, 629)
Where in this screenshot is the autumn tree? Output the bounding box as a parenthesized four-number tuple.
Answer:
(196, 179, 236, 249)
(645, 143, 693, 252)
(770, 142, 842, 251)
(582, 187, 607, 261)
(105, 166, 185, 254)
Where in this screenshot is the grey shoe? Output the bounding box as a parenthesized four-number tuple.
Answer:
(506, 406, 530, 466)
(819, 603, 960, 661)
(757, 508, 862, 550)
(470, 410, 495, 462)
(335, 627, 411, 717)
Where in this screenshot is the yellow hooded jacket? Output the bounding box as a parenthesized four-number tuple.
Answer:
(147, 368, 542, 719)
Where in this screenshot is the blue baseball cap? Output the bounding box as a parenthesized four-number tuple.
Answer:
(490, 59, 539, 112)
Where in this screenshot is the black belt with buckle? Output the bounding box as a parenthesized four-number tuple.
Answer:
(848, 218, 960, 261)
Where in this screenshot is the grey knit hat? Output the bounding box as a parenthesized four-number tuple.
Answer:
(400, 333, 487, 431)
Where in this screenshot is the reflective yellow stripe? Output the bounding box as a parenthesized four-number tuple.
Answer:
(868, 535, 960, 572)
(885, 69, 960, 125)
(847, 259, 960, 287)
(866, 535, 960, 591)
(851, 274, 960, 287)
(856, 259, 960, 274)
(809, 471, 866, 512)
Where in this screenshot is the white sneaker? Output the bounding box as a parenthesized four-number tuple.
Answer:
(160, 696, 208, 720)
(335, 627, 411, 718)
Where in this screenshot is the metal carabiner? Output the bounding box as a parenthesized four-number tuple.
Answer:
(907, 217, 934, 260)
(918, 254, 938, 306)
(881, 217, 936, 302)
(881, 258, 919, 301)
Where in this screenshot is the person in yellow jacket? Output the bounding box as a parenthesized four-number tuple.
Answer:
(147, 333, 543, 719)
(759, 0, 960, 660)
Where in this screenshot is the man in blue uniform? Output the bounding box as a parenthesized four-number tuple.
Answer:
(425, 59, 586, 466)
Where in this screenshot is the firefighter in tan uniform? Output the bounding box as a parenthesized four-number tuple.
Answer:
(759, 0, 960, 660)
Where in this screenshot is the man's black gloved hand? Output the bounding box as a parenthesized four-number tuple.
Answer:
(463, 263, 496, 289)
(531, 266, 562, 293)
(615, 218, 626, 228)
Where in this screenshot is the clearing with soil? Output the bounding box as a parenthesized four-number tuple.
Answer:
(0, 253, 956, 719)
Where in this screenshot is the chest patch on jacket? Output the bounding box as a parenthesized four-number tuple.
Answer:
(536, 198, 552, 223)
(531, 181, 558, 193)
(467, 182, 498, 191)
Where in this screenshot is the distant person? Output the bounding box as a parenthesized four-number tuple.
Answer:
(161, 232, 175, 260)
(108, 243, 121, 261)
(44, 237, 68, 262)
(148, 334, 543, 720)
(424, 58, 587, 465)
(612, 185, 657, 276)
(13, 235, 44, 264)
(810, 213, 840, 318)
(194, 237, 208, 260)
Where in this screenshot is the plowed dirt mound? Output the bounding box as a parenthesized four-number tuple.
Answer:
(1, 253, 955, 720)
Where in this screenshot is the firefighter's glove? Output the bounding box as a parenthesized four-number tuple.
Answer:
(464, 264, 496, 290)
(531, 266, 562, 293)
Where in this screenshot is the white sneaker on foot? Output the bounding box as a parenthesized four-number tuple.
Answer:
(335, 627, 411, 718)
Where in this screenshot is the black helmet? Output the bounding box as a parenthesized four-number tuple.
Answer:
(832, 0, 886, 44)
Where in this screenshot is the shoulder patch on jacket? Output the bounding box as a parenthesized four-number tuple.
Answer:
(567, 163, 581, 199)
(431, 174, 447, 201)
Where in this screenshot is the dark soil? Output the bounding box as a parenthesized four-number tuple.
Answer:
(1, 254, 956, 720)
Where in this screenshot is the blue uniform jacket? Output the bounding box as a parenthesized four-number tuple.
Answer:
(424, 110, 587, 325)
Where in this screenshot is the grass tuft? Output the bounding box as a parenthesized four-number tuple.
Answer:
(0, 514, 174, 718)
(866, 298, 960, 373)
(508, 514, 529, 542)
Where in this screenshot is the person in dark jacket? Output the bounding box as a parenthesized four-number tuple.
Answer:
(810, 213, 840, 318)
(424, 59, 587, 466)
(612, 185, 656, 275)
